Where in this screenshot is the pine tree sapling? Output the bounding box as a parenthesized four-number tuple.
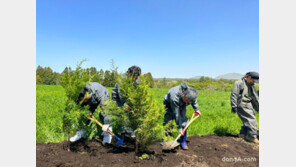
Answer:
(106, 75, 176, 152)
(61, 60, 93, 102)
(60, 60, 96, 141)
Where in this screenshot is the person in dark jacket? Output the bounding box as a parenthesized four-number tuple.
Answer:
(163, 83, 201, 150)
(70, 82, 112, 145)
(231, 72, 259, 144)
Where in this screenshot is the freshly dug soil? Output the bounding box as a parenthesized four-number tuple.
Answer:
(36, 135, 258, 167)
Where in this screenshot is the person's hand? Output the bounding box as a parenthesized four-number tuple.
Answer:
(194, 110, 201, 116)
(179, 128, 185, 136)
(102, 124, 110, 132)
(231, 108, 237, 113)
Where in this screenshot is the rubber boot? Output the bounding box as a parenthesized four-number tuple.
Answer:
(115, 133, 125, 146)
(180, 130, 188, 150)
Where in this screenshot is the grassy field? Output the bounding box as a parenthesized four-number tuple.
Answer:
(36, 85, 259, 143)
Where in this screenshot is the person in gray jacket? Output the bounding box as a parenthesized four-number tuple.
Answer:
(70, 82, 113, 145)
(111, 66, 141, 143)
(231, 72, 259, 144)
(163, 83, 201, 150)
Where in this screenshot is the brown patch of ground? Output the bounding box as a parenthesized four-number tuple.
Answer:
(36, 135, 258, 167)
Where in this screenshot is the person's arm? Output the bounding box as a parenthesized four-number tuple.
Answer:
(230, 81, 239, 113)
(191, 99, 201, 116)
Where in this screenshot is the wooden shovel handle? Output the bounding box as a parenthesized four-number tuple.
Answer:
(87, 115, 115, 136)
(183, 113, 200, 132)
(174, 113, 200, 142)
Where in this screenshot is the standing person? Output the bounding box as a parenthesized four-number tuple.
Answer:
(231, 72, 259, 144)
(111, 65, 141, 143)
(70, 82, 113, 145)
(162, 83, 201, 150)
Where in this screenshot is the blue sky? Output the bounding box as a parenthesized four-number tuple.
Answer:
(37, 0, 258, 78)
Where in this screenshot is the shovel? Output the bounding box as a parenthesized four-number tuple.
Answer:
(162, 113, 200, 150)
(87, 115, 124, 146)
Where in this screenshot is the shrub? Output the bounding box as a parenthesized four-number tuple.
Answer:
(106, 75, 176, 152)
(60, 60, 98, 140)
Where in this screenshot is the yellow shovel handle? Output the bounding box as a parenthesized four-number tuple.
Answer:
(183, 113, 200, 132)
(87, 115, 115, 136)
(174, 113, 200, 142)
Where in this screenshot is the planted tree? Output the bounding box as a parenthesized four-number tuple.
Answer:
(106, 74, 177, 153)
(60, 60, 100, 142)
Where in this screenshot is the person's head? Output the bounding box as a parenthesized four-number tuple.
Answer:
(127, 65, 141, 80)
(244, 72, 259, 85)
(78, 89, 91, 105)
(182, 87, 198, 104)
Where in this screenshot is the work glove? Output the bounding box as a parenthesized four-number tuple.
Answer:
(179, 128, 185, 136)
(231, 108, 237, 113)
(194, 110, 201, 116)
(102, 124, 110, 133)
(125, 105, 131, 112)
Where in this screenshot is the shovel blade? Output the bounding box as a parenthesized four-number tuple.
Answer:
(114, 134, 124, 146)
(162, 141, 180, 150)
(115, 140, 124, 146)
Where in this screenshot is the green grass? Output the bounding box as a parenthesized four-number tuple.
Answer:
(36, 85, 67, 143)
(36, 85, 259, 143)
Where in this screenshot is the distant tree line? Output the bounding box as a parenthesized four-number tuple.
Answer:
(154, 76, 238, 92)
(36, 65, 155, 88)
(36, 66, 61, 85)
(37, 65, 256, 91)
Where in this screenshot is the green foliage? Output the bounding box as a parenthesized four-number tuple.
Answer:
(104, 100, 126, 134)
(154, 79, 234, 91)
(199, 76, 215, 82)
(160, 77, 167, 88)
(62, 100, 90, 139)
(187, 81, 234, 92)
(105, 75, 169, 151)
(103, 60, 119, 87)
(36, 85, 67, 143)
(143, 72, 154, 88)
(103, 70, 113, 87)
(98, 69, 105, 83)
(36, 86, 259, 143)
(36, 63, 242, 92)
(36, 85, 114, 143)
(62, 102, 102, 140)
(138, 153, 150, 160)
(254, 83, 259, 90)
(86, 67, 105, 84)
(60, 60, 93, 102)
(36, 75, 42, 84)
(60, 60, 96, 140)
(36, 65, 60, 85)
(153, 77, 236, 91)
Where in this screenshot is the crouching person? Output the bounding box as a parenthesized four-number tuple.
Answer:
(70, 82, 113, 145)
(163, 83, 201, 150)
(231, 72, 259, 144)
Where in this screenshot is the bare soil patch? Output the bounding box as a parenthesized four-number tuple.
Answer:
(36, 135, 258, 167)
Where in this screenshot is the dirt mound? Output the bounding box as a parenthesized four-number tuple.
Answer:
(36, 135, 258, 167)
